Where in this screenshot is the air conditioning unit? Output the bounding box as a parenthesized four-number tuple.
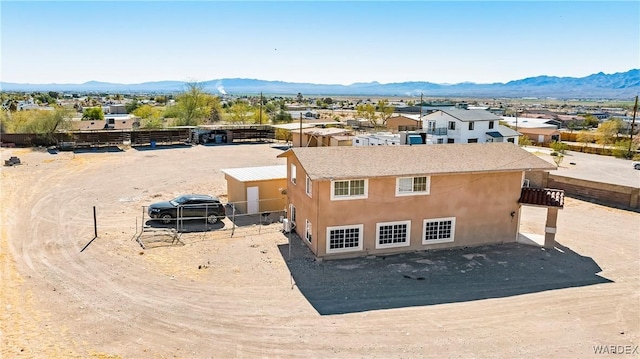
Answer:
(282, 219, 291, 233)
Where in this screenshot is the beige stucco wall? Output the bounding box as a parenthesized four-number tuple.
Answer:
(387, 117, 420, 132)
(283, 152, 525, 259)
(224, 174, 288, 214)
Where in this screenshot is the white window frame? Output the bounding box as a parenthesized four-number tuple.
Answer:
(376, 220, 411, 249)
(488, 121, 494, 129)
(330, 179, 368, 201)
(289, 203, 296, 224)
(469, 121, 474, 130)
(290, 164, 297, 185)
(305, 219, 312, 243)
(396, 176, 430, 196)
(305, 175, 312, 197)
(326, 224, 364, 254)
(422, 217, 456, 245)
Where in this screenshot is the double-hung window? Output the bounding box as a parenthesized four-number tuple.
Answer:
(396, 176, 430, 196)
(305, 175, 312, 197)
(326, 224, 363, 253)
(422, 217, 456, 244)
(290, 164, 297, 184)
(376, 220, 411, 249)
(305, 219, 312, 243)
(331, 179, 368, 200)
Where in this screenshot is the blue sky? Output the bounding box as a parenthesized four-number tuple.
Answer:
(2, 1, 639, 85)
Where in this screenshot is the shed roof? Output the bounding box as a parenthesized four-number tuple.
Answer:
(300, 127, 351, 136)
(278, 142, 556, 180)
(221, 165, 287, 182)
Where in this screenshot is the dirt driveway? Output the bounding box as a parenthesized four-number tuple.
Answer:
(1, 143, 638, 358)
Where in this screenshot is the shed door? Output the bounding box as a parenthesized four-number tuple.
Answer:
(247, 186, 259, 214)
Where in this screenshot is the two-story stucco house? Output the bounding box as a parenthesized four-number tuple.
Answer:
(278, 143, 558, 260)
(423, 108, 519, 144)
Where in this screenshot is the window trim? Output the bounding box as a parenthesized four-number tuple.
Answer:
(326, 224, 364, 254)
(448, 121, 456, 130)
(422, 217, 456, 245)
(305, 175, 312, 197)
(395, 176, 430, 196)
(290, 163, 297, 185)
(469, 121, 474, 130)
(488, 121, 494, 129)
(376, 220, 411, 249)
(330, 179, 368, 201)
(305, 219, 312, 243)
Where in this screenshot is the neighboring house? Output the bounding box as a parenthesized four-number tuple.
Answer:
(277, 143, 559, 260)
(501, 116, 558, 129)
(386, 115, 421, 132)
(292, 127, 352, 147)
(421, 109, 511, 144)
(221, 165, 287, 214)
(517, 128, 561, 145)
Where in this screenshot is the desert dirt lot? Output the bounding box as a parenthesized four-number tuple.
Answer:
(1, 143, 639, 358)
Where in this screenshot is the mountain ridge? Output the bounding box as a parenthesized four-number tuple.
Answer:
(1, 69, 638, 99)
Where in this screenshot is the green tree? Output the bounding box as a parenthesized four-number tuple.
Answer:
(376, 99, 394, 126)
(576, 130, 595, 151)
(132, 104, 155, 119)
(173, 82, 214, 126)
(596, 119, 622, 149)
(226, 101, 252, 124)
(356, 103, 378, 127)
(582, 115, 599, 128)
(518, 135, 533, 146)
(82, 107, 104, 121)
(271, 110, 292, 124)
(125, 100, 140, 113)
(550, 140, 569, 155)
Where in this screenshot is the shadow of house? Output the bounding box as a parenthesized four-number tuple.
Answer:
(278, 235, 611, 315)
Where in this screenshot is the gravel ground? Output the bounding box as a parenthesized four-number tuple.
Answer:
(1, 143, 638, 358)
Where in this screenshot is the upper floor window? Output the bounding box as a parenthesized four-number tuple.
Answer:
(291, 164, 297, 184)
(448, 121, 456, 130)
(305, 175, 312, 197)
(489, 121, 494, 129)
(396, 176, 430, 196)
(331, 179, 368, 200)
(469, 121, 475, 130)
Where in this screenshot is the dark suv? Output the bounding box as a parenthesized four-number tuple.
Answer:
(148, 194, 226, 224)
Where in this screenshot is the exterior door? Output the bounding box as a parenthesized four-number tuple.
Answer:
(247, 186, 259, 214)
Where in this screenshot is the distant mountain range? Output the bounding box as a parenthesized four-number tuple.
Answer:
(1, 69, 638, 99)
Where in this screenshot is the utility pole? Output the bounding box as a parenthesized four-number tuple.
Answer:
(299, 112, 303, 147)
(259, 92, 263, 125)
(628, 95, 638, 158)
(419, 93, 423, 129)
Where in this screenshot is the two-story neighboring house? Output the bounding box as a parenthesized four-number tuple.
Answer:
(278, 143, 558, 260)
(423, 108, 519, 144)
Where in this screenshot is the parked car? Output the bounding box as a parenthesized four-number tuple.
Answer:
(634, 162, 640, 170)
(148, 194, 225, 224)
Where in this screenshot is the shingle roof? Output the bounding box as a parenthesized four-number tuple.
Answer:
(278, 142, 556, 180)
(221, 165, 287, 182)
(518, 187, 565, 208)
(437, 109, 503, 122)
